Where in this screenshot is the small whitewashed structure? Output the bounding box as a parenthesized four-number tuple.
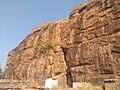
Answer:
(45, 78, 58, 88)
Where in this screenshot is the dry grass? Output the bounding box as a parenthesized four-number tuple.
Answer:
(50, 83, 103, 90)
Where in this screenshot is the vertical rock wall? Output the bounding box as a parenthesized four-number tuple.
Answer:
(4, 0, 120, 88)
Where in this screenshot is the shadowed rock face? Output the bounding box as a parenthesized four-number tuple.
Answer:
(4, 0, 120, 88)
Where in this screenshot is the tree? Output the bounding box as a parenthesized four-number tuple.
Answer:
(0, 65, 3, 79)
(39, 42, 54, 83)
(40, 42, 54, 52)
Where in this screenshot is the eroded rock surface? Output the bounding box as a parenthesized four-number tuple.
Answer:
(4, 0, 120, 88)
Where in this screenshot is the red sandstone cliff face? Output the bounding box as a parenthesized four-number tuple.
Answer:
(4, 0, 120, 88)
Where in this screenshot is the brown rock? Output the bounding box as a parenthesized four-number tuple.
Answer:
(4, 0, 120, 88)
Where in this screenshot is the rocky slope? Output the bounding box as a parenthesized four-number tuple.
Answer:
(4, 0, 120, 88)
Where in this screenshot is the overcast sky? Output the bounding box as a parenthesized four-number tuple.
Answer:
(0, 0, 87, 68)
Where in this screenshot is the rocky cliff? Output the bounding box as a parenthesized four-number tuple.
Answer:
(4, 0, 120, 88)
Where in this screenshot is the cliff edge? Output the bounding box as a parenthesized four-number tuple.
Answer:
(4, 0, 120, 88)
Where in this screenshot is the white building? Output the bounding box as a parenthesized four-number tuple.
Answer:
(45, 78, 58, 88)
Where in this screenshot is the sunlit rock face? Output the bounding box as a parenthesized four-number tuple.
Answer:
(4, 0, 120, 88)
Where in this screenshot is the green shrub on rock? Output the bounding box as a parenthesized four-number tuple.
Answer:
(0, 65, 3, 79)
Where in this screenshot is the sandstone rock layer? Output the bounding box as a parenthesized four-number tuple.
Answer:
(4, 0, 120, 88)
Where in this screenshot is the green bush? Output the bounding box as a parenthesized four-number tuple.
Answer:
(0, 65, 3, 79)
(40, 42, 54, 52)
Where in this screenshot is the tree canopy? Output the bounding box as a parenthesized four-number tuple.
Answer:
(0, 65, 3, 79)
(40, 42, 54, 52)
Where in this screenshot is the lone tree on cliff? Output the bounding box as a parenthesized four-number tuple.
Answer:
(40, 42, 54, 52)
(0, 64, 3, 79)
(40, 42, 54, 79)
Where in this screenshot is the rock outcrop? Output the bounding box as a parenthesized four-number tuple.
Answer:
(4, 0, 120, 88)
